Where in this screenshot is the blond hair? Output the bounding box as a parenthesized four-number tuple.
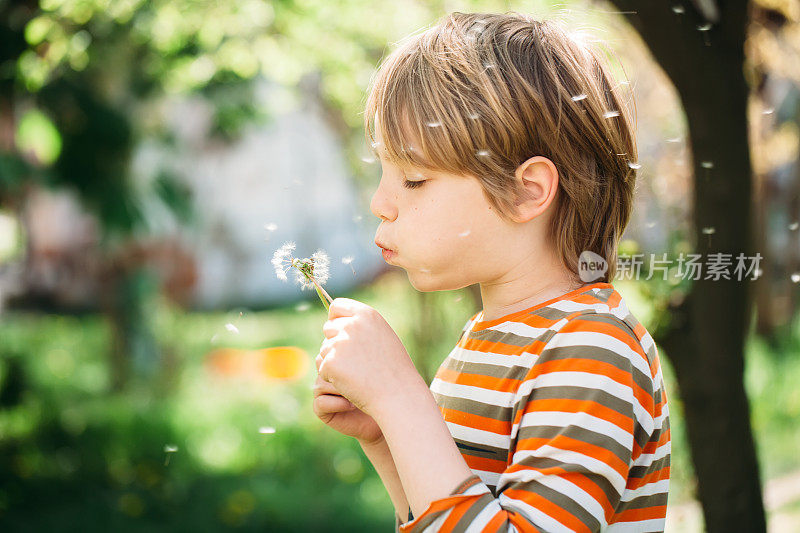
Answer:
(363, 11, 637, 283)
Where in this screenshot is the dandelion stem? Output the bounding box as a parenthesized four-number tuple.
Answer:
(312, 278, 333, 311)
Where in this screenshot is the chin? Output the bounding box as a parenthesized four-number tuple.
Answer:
(406, 270, 461, 292)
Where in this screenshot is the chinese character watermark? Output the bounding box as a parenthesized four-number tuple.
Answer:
(579, 251, 764, 282)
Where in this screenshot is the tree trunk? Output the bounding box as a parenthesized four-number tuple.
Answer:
(609, 1, 766, 530)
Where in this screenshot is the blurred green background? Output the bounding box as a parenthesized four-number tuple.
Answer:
(1, 0, 799, 531)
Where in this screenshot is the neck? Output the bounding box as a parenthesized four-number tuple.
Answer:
(477, 252, 586, 323)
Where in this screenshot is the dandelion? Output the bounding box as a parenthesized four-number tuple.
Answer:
(164, 444, 178, 466)
(342, 255, 356, 275)
(272, 242, 333, 311)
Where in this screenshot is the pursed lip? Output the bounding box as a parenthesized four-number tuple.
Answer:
(374, 239, 396, 253)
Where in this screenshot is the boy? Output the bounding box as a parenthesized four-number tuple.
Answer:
(313, 11, 669, 533)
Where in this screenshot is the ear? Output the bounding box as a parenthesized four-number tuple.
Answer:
(510, 156, 559, 223)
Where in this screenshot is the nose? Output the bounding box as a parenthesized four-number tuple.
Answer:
(370, 177, 397, 222)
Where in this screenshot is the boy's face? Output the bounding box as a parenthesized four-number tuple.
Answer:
(370, 151, 519, 292)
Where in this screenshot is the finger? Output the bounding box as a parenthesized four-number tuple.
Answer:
(328, 298, 361, 320)
(312, 374, 341, 397)
(313, 394, 355, 416)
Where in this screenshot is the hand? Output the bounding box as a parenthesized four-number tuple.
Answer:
(317, 298, 425, 420)
(311, 371, 384, 446)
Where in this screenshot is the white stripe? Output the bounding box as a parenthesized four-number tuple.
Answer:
(482, 320, 554, 340)
(512, 445, 627, 493)
(448, 346, 539, 369)
(604, 517, 666, 532)
(431, 378, 516, 406)
(499, 468, 608, 527)
(548, 300, 613, 315)
(445, 421, 511, 449)
(620, 479, 669, 502)
(545, 330, 652, 383)
(471, 468, 502, 488)
(496, 492, 574, 533)
(634, 440, 671, 466)
(519, 410, 634, 451)
(464, 502, 502, 533)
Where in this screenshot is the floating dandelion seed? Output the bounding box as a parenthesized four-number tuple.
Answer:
(628, 161, 642, 170)
(225, 323, 239, 334)
(702, 227, 716, 235)
(426, 121, 442, 128)
(475, 149, 491, 158)
(483, 62, 496, 70)
(763, 108, 774, 115)
(361, 156, 376, 164)
(701, 161, 714, 169)
(571, 93, 588, 101)
(258, 426, 276, 434)
(792, 273, 800, 283)
(672, 5, 685, 14)
(697, 23, 712, 31)
(754, 268, 763, 279)
(790, 222, 799, 231)
(458, 229, 471, 237)
(210, 333, 219, 344)
(353, 215, 363, 223)
(467, 112, 480, 120)
(342, 256, 356, 275)
(454, 296, 463, 303)
(603, 110, 620, 118)
(264, 223, 278, 232)
(272, 242, 333, 311)
(666, 136, 682, 143)
(164, 444, 178, 466)
(295, 301, 311, 312)
(646, 221, 657, 228)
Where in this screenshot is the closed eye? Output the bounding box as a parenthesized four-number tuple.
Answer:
(402, 179, 426, 189)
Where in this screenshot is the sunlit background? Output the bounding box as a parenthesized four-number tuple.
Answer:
(0, 0, 799, 531)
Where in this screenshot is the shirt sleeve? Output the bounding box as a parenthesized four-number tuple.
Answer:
(397, 313, 654, 533)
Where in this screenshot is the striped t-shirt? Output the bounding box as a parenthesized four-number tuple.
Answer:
(395, 281, 670, 532)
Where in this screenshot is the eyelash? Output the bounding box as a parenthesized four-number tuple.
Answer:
(402, 179, 426, 189)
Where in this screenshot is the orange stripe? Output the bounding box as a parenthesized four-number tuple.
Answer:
(566, 318, 649, 363)
(523, 398, 635, 434)
(627, 465, 670, 490)
(503, 488, 591, 533)
(611, 505, 668, 522)
(437, 366, 522, 394)
(398, 493, 484, 533)
(439, 498, 474, 531)
(463, 454, 508, 473)
(439, 405, 512, 434)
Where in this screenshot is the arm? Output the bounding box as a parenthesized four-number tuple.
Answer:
(373, 315, 660, 532)
(358, 435, 413, 524)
